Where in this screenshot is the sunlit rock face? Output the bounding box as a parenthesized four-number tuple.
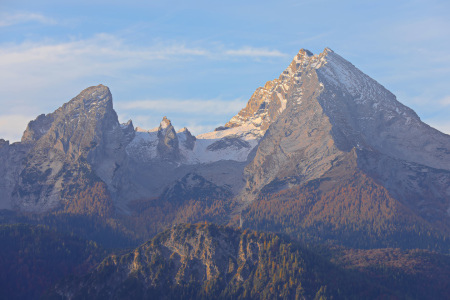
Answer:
(241, 48, 450, 229)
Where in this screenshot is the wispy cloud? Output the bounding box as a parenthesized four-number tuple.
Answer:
(224, 46, 287, 58)
(0, 33, 285, 138)
(0, 33, 285, 110)
(116, 97, 249, 135)
(0, 34, 208, 67)
(116, 98, 247, 115)
(125, 114, 225, 136)
(119, 109, 236, 133)
(0, 34, 286, 85)
(0, 12, 56, 27)
(0, 34, 212, 100)
(439, 96, 450, 106)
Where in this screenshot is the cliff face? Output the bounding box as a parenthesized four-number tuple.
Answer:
(242, 53, 345, 202)
(224, 49, 316, 133)
(0, 140, 31, 210)
(157, 116, 180, 161)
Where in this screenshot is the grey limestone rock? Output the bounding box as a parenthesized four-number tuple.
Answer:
(11, 84, 122, 212)
(157, 116, 180, 161)
(178, 127, 196, 150)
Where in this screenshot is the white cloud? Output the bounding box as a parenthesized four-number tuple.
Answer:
(439, 96, 450, 106)
(225, 46, 287, 58)
(119, 113, 226, 136)
(116, 98, 247, 135)
(116, 98, 247, 115)
(0, 34, 208, 71)
(182, 123, 223, 136)
(0, 12, 56, 27)
(0, 34, 284, 138)
(0, 34, 215, 108)
(0, 34, 286, 95)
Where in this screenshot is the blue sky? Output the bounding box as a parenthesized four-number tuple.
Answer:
(1, 0, 450, 141)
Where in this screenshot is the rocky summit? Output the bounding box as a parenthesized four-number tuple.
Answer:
(1, 48, 450, 250)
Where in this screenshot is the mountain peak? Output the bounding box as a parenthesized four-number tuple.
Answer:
(296, 47, 333, 58)
(13, 83, 121, 212)
(224, 47, 325, 132)
(297, 48, 314, 57)
(157, 116, 179, 160)
(177, 127, 196, 150)
(21, 84, 115, 144)
(122, 119, 133, 127)
(52, 84, 114, 123)
(242, 46, 450, 212)
(159, 116, 172, 129)
(75, 84, 111, 106)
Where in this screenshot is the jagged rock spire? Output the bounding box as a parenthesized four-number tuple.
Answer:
(177, 127, 196, 150)
(157, 116, 179, 160)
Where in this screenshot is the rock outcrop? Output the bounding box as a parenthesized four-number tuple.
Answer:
(157, 116, 180, 161)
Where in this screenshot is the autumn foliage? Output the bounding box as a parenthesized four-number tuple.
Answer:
(123, 196, 232, 239)
(243, 172, 449, 250)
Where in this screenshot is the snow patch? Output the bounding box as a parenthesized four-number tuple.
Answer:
(179, 123, 262, 164)
(126, 121, 262, 165)
(126, 131, 158, 162)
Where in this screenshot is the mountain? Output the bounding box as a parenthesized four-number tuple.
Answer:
(241, 48, 450, 203)
(1, 85, 123, 213)
(0, 87, 255, 213)
(1, 48, 450, 250)
(235, 48, 450, 249)
(51, 223, 450, 300)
